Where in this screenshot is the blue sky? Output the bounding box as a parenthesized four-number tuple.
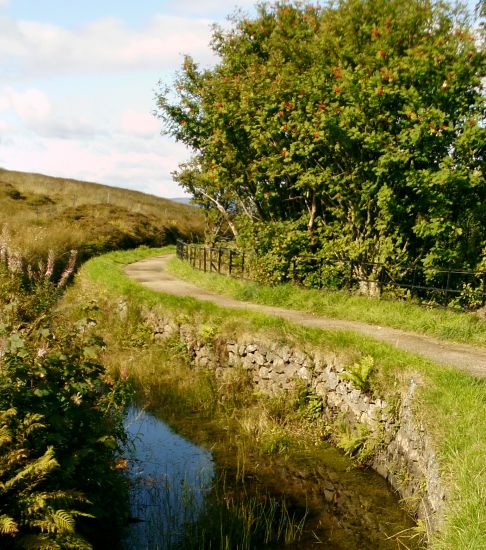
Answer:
(0, 0, 480, 198)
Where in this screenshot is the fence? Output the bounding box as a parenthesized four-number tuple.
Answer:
(176, 240, 486, 309)
(290, 256, 486, 307)
(176, 240, 246, 278)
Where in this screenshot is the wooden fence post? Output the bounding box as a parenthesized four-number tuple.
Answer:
(444, 269, 451, 305)
(482, 271, 486, 307)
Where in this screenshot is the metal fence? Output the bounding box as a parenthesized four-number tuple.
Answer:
(290, 256, 486, 307)
(176, 240, 486, 309)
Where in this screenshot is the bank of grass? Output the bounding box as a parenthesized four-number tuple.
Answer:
(71, 248, 486, 549)
(0, 168, 203, 265)
(167, 256, 486, 348)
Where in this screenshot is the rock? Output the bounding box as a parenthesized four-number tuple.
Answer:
(297, 366, 310, 380)
(254, 351, 266, 366)
(259, 366, 271, 379)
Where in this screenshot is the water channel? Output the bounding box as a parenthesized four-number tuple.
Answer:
(121, 406, 421, 550)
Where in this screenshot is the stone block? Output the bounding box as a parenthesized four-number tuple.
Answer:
(297, 366, 310, 380)
(254, 351, 266, 366)
(259, 366, 271, 379)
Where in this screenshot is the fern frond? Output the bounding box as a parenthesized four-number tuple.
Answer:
(35, 490, 91, 508)
(0, 432, 12, 448)
(3, 446, 58, 491)
(52, 509, 75, 534)
(30, 508, 77, 535)
(0, 514, 18, 535)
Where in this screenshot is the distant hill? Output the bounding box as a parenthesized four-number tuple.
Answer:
(171, 197, 194, 205)
(0, 168, 204, 266)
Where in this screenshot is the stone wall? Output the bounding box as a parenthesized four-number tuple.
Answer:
(145, 309, 445, 534)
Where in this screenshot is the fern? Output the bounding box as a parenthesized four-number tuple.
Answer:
(342, 355, 375, 392)
(0, 409, 92, 549)
(0, 514, 18, 535)
(3, 446, 59, 492)
(52, 509, 76, 534)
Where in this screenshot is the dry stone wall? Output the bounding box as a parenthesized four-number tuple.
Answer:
(145, 309, 445, 534)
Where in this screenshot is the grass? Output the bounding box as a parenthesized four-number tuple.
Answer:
(167, 256, 486, 348)
(67, 246, 486, 549)
(0, 168, 203, 265)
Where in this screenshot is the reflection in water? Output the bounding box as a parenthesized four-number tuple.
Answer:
(120, 407, 419, 549)
(122, 407, 214, 549)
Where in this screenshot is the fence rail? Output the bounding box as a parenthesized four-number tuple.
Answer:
(176, 240, 486, 309)
(176, 240, 246, 278)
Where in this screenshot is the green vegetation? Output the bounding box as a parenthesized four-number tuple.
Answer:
(0, 242, 132, 548)
(181, 478, 308, 550)
(157, 0, 485, 297)
(0, 168, 203, 265)
(167, 256, 486, 347)
(76, 247, 486, 549)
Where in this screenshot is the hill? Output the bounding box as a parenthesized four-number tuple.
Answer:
(0, 168, 204, 266)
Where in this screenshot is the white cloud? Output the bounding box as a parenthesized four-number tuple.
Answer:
(0, 118, 10, 132)
(120, 109, 159, 137)
(8, 88, 52, 124)
(0, 14, 216, 78)
(0, 85, 113, 139)
(0, 93, 9, 112)
(0, 0, 10, 8)
(0, 132, 190, 198)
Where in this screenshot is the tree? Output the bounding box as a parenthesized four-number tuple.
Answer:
(157, 0, 485, 291)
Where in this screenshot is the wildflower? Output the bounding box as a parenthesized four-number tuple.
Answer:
(45, 250, 55, 280)
(7, 251, 22, 273)
(71, 392, 83, 406)
(37, 344, 48, 358)
(58, 250, 77, 287)
(0, 225, 8, 263)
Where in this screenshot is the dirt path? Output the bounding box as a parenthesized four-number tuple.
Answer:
(125, 254, 486, 378)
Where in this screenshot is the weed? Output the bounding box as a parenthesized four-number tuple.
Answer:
(342, 355, 375, 392)
(199, 323, 218, 345)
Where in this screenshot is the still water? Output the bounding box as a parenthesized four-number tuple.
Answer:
(121, 406, 420, 550)
(121, 407, 214, 549)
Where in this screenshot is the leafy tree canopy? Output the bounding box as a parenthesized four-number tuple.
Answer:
(157, 0, 485, 280)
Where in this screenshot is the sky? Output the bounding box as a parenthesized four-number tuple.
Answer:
(0, 0, 480, 198)
(0, 0, 257, 197)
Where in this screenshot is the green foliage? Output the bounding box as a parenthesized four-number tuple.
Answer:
(198, 323, 219, 344)
(158, 0, 485, 286)
(335, 422, 379, 466)
(342, 355, 375, 392)
(0, 254, 131, 547)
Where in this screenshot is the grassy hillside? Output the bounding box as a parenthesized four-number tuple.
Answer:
(0, 168, 203, 266)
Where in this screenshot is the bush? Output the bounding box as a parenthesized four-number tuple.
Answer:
(0, 245, 131, 548)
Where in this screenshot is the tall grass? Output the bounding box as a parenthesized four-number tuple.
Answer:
(0, 168, 203, 264)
